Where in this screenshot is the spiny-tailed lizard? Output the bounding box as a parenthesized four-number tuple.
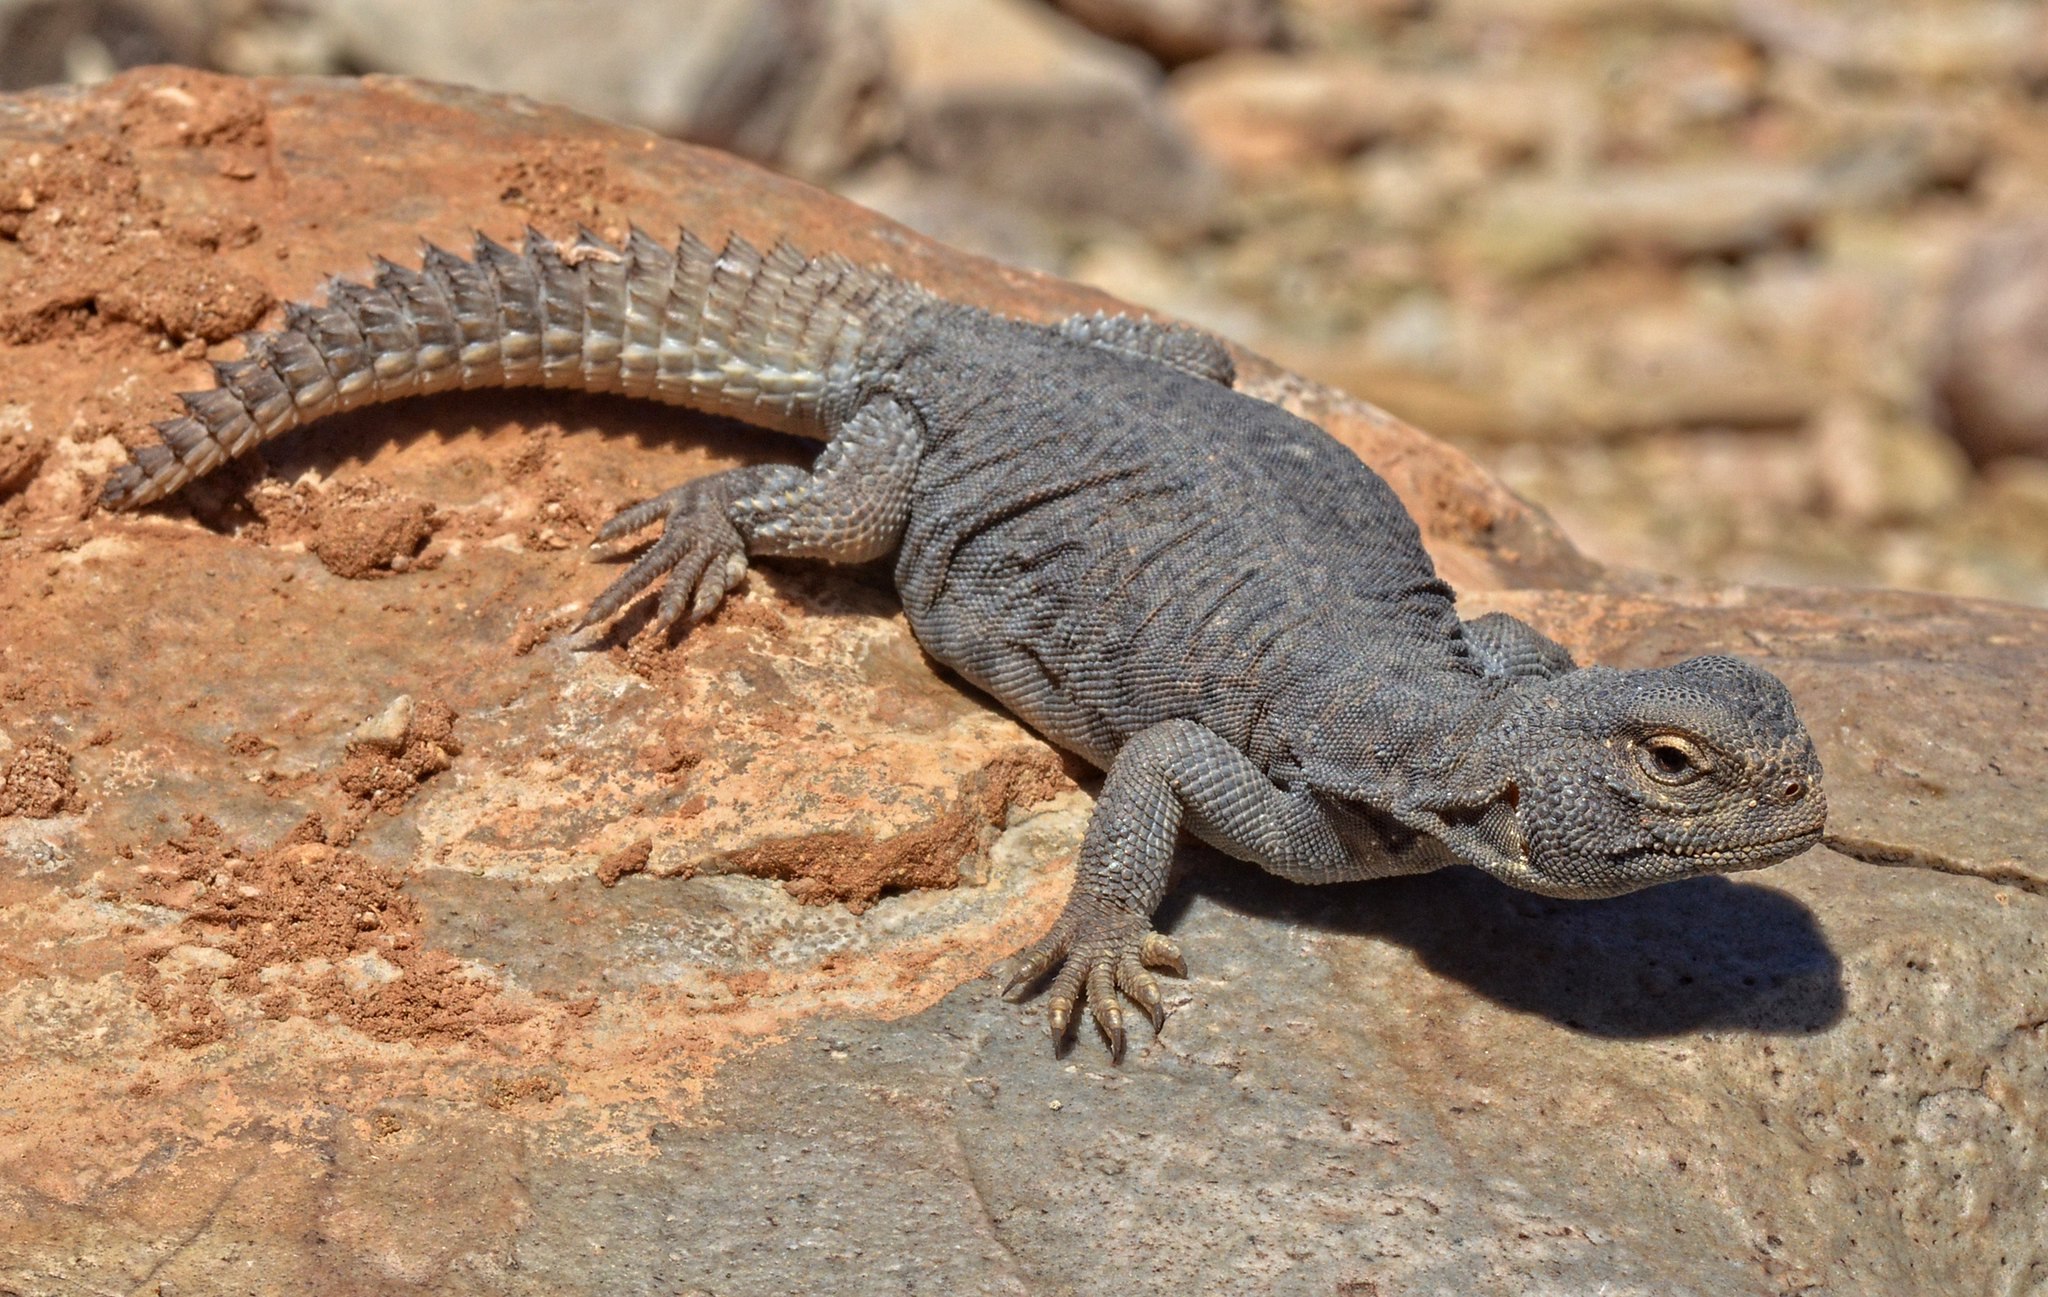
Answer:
(102, 228, 1827, 1057)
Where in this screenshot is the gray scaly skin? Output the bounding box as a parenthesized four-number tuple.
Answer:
(103, 227, 1829, 1059)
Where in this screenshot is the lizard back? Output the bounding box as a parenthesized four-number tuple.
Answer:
(99, 227, 1481, 777)
(890, 307, 1475, 771)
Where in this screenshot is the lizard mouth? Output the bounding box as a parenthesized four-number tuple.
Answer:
(1675, 824, 1826, 872)
(1566, 821, 1827, 892)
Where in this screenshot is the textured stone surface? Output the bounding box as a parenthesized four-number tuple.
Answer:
(0, 71, 2044, 1295)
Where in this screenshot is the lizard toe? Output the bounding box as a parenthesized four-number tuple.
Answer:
(1139, 931, 1185, 977)
(1115, 957, 1165, 1031)
(689, 550, 751, 624)
(580, 528, 689, 629)
(593, 486, 689, 546)
(997, 915, 1076, 1001)
(648, 541, 723, 634)
(1086, 963, 1124, 1059)
(1045, 958, 1088, 1053)
(1000, 896, 1181, 1060)
(581, 488, 748, 633)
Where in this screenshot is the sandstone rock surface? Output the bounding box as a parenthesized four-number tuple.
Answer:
(0, 70, 2042, 1296)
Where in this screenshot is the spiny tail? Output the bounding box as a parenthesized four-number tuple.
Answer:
(101, 227, 929, 510)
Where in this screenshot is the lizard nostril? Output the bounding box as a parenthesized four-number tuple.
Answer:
(1782, 780, 1805, 802)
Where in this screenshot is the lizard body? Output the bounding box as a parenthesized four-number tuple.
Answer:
(104, 228, 1827, 1057)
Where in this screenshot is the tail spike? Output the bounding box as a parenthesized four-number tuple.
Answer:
(103, 225, 926, 511)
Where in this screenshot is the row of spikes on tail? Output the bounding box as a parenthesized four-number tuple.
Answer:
(101, 226, 929, 509)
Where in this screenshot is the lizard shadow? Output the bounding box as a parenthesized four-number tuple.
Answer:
(907, 649, 1844, 1041)
(1157, 848, 1845, 1039)
(174, 390, 808, 531)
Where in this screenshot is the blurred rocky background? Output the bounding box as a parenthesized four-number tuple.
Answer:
(7, 0, 2048, 601)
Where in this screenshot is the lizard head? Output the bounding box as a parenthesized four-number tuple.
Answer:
(1341, 655, 1826, 898)
(1476, 655, 1827, 897)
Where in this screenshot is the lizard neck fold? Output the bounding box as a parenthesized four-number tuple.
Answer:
(1275, 665, 1535, 884)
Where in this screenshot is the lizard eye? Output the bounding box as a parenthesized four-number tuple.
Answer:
(1636, 735, 1707, 785)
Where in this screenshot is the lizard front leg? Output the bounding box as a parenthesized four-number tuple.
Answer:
(581, 394, 923, 632)
(1001, 718, 1353, 1059)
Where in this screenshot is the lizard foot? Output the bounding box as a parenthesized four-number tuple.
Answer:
(998, 894, 1185, 1060)
(581, 480, 749, 634)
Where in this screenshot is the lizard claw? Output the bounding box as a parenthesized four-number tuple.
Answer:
(1138, 931, 1185, 978)
(998, 894, 1184, 1061)
(580, 481, 749, 633)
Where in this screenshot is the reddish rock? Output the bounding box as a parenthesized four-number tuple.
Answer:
(1050, 0, 1285, 66)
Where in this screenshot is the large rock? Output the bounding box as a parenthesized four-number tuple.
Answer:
(1168, 51, 1436, 172)
(1, 69, 2043, 1295)
(1934, 218, 2048, 465)
(1456, 163, 1829, 277)
(1048, 0, 1285, 66)
(1168, 52, 1593, 175)
(882, 0, 1219, 228)
(272, 0, 896, 178)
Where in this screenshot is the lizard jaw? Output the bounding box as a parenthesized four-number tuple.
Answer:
(1668, 824, 1826, 873)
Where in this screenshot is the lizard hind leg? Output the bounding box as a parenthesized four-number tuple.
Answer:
(580, 395, 924, 635)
